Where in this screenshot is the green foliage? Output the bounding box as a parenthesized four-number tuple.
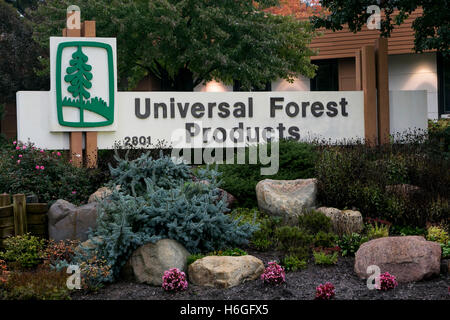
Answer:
(86, 153, 256, 280)
(0, 141, 105, 205)
(441, 242, 450, 259)
(315, 136, 449, 227)
(298, 210, 333, 234)
(0, 233, 45, 269)
(187, 248, 248, 265)
(1, 268, 71, 300)
(0, 0, 47, 104)
(312, 0, 450, 56)
(31, 0, 317, 91)
(108, 150, 192, 197)
(426, 226, 449, 245)
(390, 225, 426, 236)
(313, 231, 337, 248)
(281, 255, 307, 272)
(313, 251, 338, 265)
(217, 140, 318, 208)
(366, 222, 390, 240)
(187, 253, 205, 266)
(337, 233, 368, 257)
(230, 207, 279, 251)
(274, 226, 313, 259)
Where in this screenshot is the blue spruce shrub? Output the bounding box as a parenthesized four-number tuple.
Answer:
(85, 152, 257, 280)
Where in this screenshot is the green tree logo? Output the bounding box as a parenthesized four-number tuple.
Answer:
(56, 41, 115, 127)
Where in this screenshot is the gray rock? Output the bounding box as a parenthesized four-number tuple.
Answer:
(48, 199, 98, 242)
(188, 255, 265, 288)
(355, 236, 441, 282)
(122, 239, 190, 286)
(316, 207, 364, 236)
(88, 186, 120, 203)
(256, 178, 317, 224)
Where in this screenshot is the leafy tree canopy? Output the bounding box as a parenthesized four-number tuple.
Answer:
(0, 0, 47, 103)
(30, 0, 317, 91)
(311, 0, 450, 56)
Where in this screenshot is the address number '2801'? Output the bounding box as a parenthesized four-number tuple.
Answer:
(124, 136, 151, 147)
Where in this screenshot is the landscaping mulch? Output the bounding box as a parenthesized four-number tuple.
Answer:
(72, 249, 450, 300)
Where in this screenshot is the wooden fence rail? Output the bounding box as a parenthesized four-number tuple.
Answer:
(0, 193, 48, 248)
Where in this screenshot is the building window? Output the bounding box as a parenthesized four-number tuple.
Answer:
(438, 53, 450, 116)
(233, 80, 271, 91)
(310, 59, 339, 91)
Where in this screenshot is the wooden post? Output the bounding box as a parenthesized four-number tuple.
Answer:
(64, 10, 83, 167)
(355, 49, 362, 91)
(83, 20, 98, 168)
(64, 13, 99, 168)
(0, 193, 10, 207)
(375, 37, 390, 145)
(13, 194, 27, 235)
(361, 45, 378, 146)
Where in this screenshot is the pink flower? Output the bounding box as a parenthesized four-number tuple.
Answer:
(18, 154, 23, 158)
(315, 282, 335, 300)
(57, 152, 61, 156)
(17, 160, 21, 164)
(40, 149, 44, 153)
(35, 165, 40, 170)
(13, 141, 17, 145)
(40, 166, 45, 170)
(22, 146, 26, 150)
(261, 261, 285, 285)
(162, 268, 188, 292)
(72, 191, 77, 194)
(16, 146, 20, 150)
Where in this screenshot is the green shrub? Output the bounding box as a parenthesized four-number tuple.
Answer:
(366, 221, 390, 240)
(281, 255, 307, 272)
(442, 242, 450, 259)
(230, 208, 279, 251)
(313, 231, 337, 248)
(298, 210, 332, 234)
(274, 226, 313, 259)
(426, 226, 449, 244)
(337, 233, 368, 257)
(0, 234, 45, 269)
(315, 136, 449, 227)
(217, 140, 318, 208)
(187, 253, 206, 265)
(0, 141, 104, 205)
(390, 225, 426, 236)
(84, 153, 256, 280)
(313, 251, 338, 265)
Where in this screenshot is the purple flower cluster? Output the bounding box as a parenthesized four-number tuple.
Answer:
(162, 268, 188, 292)
(261, 261, 286, 285)
(375, 272, 398, 291)
(315, 282, 335, 300)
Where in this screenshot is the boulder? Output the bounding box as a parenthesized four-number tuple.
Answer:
(48, 199, 98, 242)
(355, 236, 441, 282)
(256, 178, 317, 224)
(188, 255, 265, 289)
(316, 207, 364, 236)
(196, 180, 237, 209)
(88, 186, 119, 203)
(122, 239, 190, 286)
